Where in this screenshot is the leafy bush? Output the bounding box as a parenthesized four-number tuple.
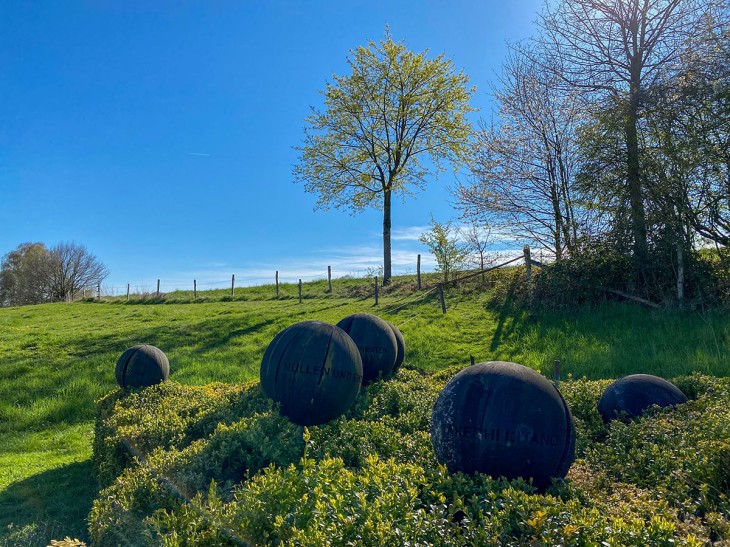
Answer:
(90, 370, 730, 545)
(93, 381, 270, 487)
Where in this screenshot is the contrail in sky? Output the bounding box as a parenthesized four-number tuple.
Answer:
(188, 152, 211, 157)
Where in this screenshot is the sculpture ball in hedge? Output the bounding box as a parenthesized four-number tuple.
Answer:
(598, 373, 688, 423)
(115, 344, 170, 389)
(431, 361, 576, 489)
(336, 313, 397, 385)
(386, 321, 406, 373)
(260, 320, 363, 426)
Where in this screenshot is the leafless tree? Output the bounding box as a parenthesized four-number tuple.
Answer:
(462, 222, 494, 275)
(48, 242, 109, 301)
(456, 49, 590, 260)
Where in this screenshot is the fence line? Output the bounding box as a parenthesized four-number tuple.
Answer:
(94, 250, 534, 312)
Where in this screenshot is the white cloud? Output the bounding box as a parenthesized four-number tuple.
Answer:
(391, 225, 430, 241)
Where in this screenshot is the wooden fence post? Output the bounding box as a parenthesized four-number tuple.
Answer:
(298, 279, 302, 303)
(523, 245, 532, 281)
(374, 276, 379, 305)
(156, 279, 160, 297)
(328, 266, 332, 293)
(417, 254, 421, 290)
(275, 271, 279, 298)
(231, 274, 235, 297)
(193, 279, 197, 300)
(438, 284, 446, 314)
(126, 283, 130, 302)
(553, 360, 561, 384)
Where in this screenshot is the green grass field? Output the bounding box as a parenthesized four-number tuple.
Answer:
(1, 275, 729, 544)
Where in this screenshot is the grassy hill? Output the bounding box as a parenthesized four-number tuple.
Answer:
(1, 273, 729, 545)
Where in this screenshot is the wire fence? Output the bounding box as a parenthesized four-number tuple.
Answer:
(98, 262, 434, 298)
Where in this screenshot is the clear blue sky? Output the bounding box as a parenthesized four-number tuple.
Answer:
(1, 0, 541, 293)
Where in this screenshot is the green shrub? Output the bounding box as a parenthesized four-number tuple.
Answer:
(93, 381, 270, 487)
(89, 372, 730, 545)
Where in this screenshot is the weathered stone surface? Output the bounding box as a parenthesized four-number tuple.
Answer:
(598, 374, 688, 423)
(386, 321, 406, 373)
(431, 361, 575, 489)
(336, 313, 397, 385)
(260, 320, 362, 426)
(115, 345, 170, 389)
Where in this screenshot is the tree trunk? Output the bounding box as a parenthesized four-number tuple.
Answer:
(625, 88, 648, 281)
(676, 240, 685, 309)
(383, 190, 392, 285)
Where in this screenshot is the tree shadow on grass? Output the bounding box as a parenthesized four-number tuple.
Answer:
(0, 459, 96, 546)
(487, 277, 530, 353)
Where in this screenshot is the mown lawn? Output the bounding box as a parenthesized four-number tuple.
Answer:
(1, 277, 729, 544)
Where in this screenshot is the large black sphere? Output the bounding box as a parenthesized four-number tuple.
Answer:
(386, 321, 406, 373)
(598, 374, 688, 423)
(336, 313, 398, 385)
(431, 361, 575, 489)
(115, 345, 170, 389)
(260, 321, 363, 426)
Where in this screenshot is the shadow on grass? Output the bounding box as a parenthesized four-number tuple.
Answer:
(0, 459, 96, 546)
(488, 277, 529, 353)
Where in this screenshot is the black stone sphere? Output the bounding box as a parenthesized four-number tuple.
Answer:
(260, 321, 363, 426)
(336, 313, 398, 385)
(386, 321, 406, 373)
(598, 374, 688, 423)
(431, 361, 576, 489)
(115, 345, 170, 389)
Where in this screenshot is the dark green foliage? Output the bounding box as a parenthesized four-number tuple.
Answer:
(90, 371, 730, 545)
(532, 239, 634, 308)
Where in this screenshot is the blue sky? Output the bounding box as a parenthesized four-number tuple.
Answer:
(1, 0, 542, 293)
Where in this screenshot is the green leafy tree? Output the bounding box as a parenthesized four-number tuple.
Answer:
(419, 217, 468, 283)
(294, 31, 475, 284)
(0, 242, 53, 306)
(533, 0, 710, 279)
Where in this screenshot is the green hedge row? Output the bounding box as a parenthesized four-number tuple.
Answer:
(90, 369, 730, 545)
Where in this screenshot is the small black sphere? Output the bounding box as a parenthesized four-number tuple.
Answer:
(115, 345, 170, 389)
(260, 321, 363, 426)
(431, 361, 575, 489)
(386, 321, 406, 373)
(336, 313, 398, 385)
(598, 374, 688, 423)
